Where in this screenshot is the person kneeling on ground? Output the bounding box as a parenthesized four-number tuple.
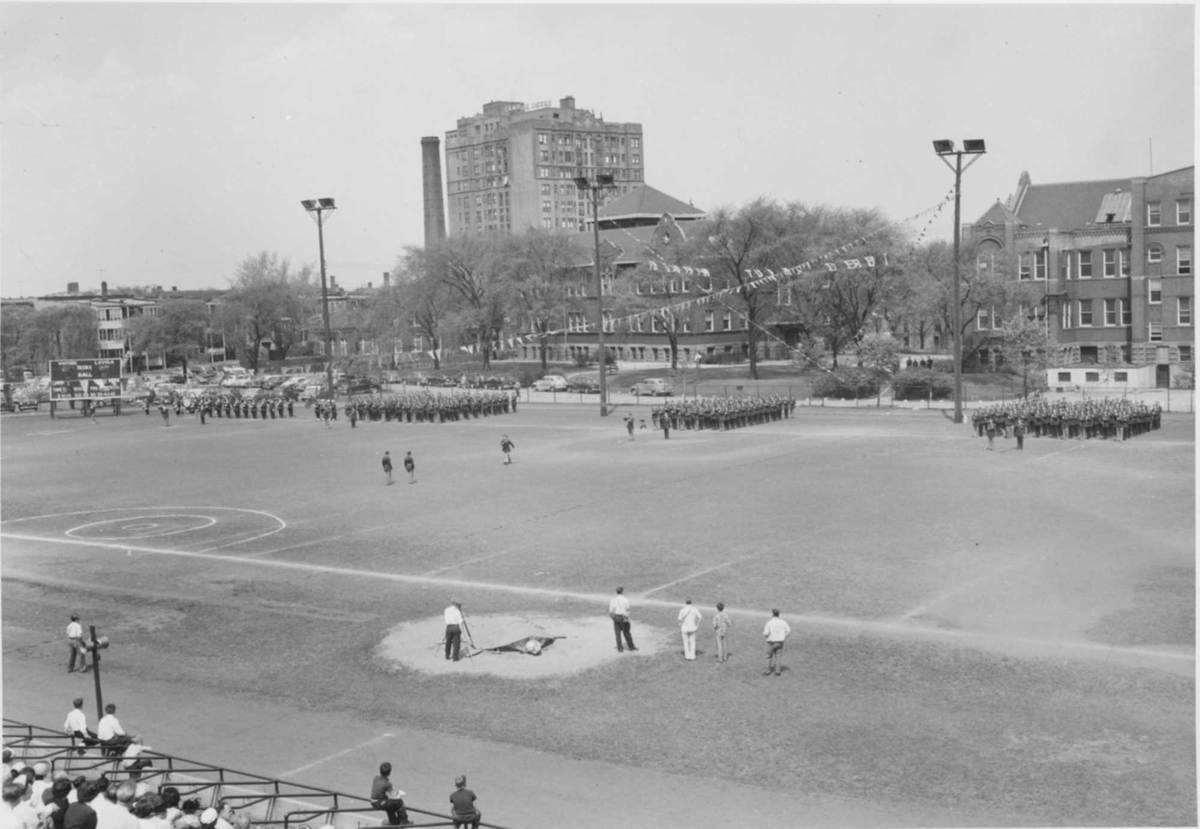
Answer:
(369, 762, 410, 826)
(449, 775, 481, 829)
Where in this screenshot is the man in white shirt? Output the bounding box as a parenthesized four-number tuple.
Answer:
(66, 615, 89, 673)
(1, 779, 38, 829)
(97, 704, 132, 755)
(607, 587, 637, 652)
(91, 782, 139, 829)
(443, 600, 465, 662)
(120, 737, 152, 772)
(64, 698, 99, 752)
(762, 608, 792, 677)
(677, 599, 703, 661)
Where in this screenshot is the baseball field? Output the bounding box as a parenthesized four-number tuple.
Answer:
(1, 398, 1194, 828)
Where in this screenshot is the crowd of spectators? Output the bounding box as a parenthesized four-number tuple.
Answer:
(2, 700, 484, 829)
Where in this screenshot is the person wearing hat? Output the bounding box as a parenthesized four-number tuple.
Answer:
(66, 615, 89, 673)
(403, 451, 415, 484)
(2, 778, 38, 829)
(447, 775, 480, 829)
(443, 601, 464, 662)
(368, 762, 410, 826)
(91, 780, 138, 829)
(381, 451, 393, 485)
(64, 698, 98, 752)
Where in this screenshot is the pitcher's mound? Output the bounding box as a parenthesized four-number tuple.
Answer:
(376, 613, 662, 678)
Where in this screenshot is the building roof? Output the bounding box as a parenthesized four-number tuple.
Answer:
(1005, 173, 1134, 230)
(598, 184, 705, 224)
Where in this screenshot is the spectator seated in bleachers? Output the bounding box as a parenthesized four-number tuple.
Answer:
(96, 705, 133, 757)
(120, 738, 153, 773)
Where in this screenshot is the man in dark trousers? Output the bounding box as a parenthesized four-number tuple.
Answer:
(500, 435, 515, 465)
(369, 762, 410, 826)
(448, 775, 481, 829)
(403, 451, 415, 484)
(381, 451, 393, 485)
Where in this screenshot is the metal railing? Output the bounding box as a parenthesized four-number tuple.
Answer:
(3, 720, 508, 829)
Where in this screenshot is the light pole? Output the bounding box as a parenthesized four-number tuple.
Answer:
(932, 139, 986, 424)
(575, 172, 617, 416)
(301, 198, 337, 399)
(1041, 235, 1051, 336)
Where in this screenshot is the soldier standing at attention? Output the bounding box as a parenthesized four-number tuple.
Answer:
(381, 451, 393, 485)
(403, 451, 416, 484)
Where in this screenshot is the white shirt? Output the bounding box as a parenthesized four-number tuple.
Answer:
(121, 743, 151, 769)
(443, 605, 463, 626)
(67, 621, 83, 640)
(678, 604, 703, 633)
(97, 714, 125, 741)
(763, 617, 791, 642)
(92, 797, 139, 829)
(608, 594, 631, 617)
(65, 708, 89, 734)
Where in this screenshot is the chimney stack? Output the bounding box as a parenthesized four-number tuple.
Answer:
(421, 136, 447, 248)
(101, 281, 108, 299)
(383, 271, 390, 288)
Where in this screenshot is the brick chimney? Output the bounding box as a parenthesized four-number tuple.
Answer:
(383, 271, 390, 288)
(101, 281, 108, 299)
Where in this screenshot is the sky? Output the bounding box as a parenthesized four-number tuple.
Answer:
(1, 2, 1194, 299)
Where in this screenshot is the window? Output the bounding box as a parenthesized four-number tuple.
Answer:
(1057, 371, 1072, 382)
(1177, 199, 1192, 225)
(1120, 249, 1130, 277)
(1018, 254, 1031, 281)
(1061, 302, 1072, 330)
(1034, 249, 1047, 280)
(704, 311, 715, 332)
(1114, 371, 1128, 382)
(1148, 323, 1163, 342)
(1122, 300, 1131, 326)
(1178, 245, 1192, 276)
(1078, 251, 1093, 278)
(1104, 298, 1118, 326)
(538, 133, 548, 145)
(1078, 299, 1093, 326)
(1080, 347, 1099, 365)
(1147, 201, 1162, 226)
(1085, 371, 1100, 382)
(1178, 296, 1192, 325)
(1180, 346, 1193, 363)
(1103, 249, 1117, 277)
(1148, 245, 1163, 264)
(722, 312, 733, 331)
(1148, 279, 1162, 304)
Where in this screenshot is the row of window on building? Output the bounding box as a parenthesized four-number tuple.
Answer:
(1013, 245, 1192, 280)
(976, 294, 1192, 331)
(553, 310, 746, 335)
(1146, 198, 1191, 226)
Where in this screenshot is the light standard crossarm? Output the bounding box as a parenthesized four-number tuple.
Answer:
(574, 173, 616, 416)
(932, 139, 986, 424)
(301, 198, 337, 399)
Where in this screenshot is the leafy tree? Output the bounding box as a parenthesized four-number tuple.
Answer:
(24, 305, 100, 365)
(497, 229, 577, 371)
(427, 235, 507, 369)
(394, 248, 452, 369)
(219, 253, 313, 372)
(125, 299, 210, 376)
(1, 304, 37, 377)
(687, 198, 811, 379)
(614, 219, 699, 370)
(997, 315, 1056, 398)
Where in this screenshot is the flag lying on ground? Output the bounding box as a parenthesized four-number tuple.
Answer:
(481, 636, 564, 656)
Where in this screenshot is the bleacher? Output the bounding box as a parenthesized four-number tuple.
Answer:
(3, 720, 507, 829)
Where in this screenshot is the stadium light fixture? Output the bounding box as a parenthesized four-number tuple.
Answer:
(302, 198, 338, 398)
(932, 137, 988, 423)
(575, 172, 619, 416)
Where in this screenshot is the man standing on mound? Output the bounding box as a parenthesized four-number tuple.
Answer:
(444, 600, 464, 661)
(608, 586, 637, 652)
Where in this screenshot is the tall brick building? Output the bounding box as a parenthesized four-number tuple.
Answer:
(968, 166, 1194, 387)
(443, 96, 643, 237)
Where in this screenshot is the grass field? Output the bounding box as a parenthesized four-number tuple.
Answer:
(1, 401, 1194, 828)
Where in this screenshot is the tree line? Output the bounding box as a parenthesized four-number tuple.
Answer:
(1, 198, 1052, 382)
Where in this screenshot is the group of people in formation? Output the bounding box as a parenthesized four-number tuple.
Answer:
(649, 393, 797, 432)
(340, 390, 518, 426)
(142, 392, 294, 424)
(972, 397, 1163, 444)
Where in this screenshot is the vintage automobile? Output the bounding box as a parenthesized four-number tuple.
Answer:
(628, 378, 674, 397)
(531, 374, 569, 392)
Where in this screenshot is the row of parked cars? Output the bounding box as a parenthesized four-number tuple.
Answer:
(530, 374, 673, 396)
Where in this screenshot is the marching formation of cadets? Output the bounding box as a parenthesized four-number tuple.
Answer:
(650, 394, 797, 431)
(144, 391, 295, 422)
(342, 390, 517, 425)
(971, 398, 1162, 441)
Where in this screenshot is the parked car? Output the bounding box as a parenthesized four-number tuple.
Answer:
(531, 374, 569, 392)
(629, 378, 673, 396)
(567, 376, 601, 394)
(340, 377, 382, 395)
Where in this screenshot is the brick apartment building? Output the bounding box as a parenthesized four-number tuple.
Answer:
(968, 166, 1194, 388)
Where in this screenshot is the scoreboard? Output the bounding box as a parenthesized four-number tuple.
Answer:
(49, 358, 123, 401)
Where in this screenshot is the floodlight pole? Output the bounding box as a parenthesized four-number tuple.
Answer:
(576, 174, 617, 416)
(934, 140, 986, 424)
(89, 625, 104, 720)
(302, 199, 337, 398)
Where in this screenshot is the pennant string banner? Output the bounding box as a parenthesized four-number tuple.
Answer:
(514, 189, 955, 345)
